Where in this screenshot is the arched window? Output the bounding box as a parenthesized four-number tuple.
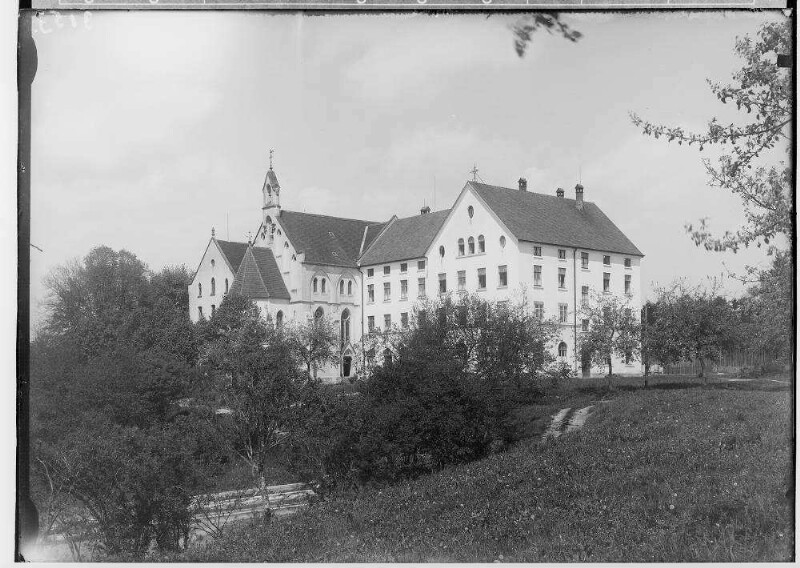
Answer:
(284, 242, 289, 249)
(468, 236, 475, 255)
(500, 236, 506, 248)
(478, 235, 485, 253)
(198, 283, 202, 297)
(321, 278, 327, 293)
(314, 307, 324, 320)
(347, 280, 353, 296)
(313, 277, 318, 293)
(211, 277, 216, 296)
(210, 259, 215, 269)
(341, 309, 351, 348)
(383, 348, 393, 365)
(339, 280, 345, 295)
(276, 310, 284, 328)
(439, 246, 445, 257)
(467, 205, 474, 218)
(224, 278, 229, 294)
(558, 342, 568, 357)
(458, 238, 465, 256)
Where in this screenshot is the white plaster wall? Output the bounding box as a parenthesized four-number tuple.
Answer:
(188, 239, 237, 323)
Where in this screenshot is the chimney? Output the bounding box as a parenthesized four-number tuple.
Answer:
(420, 205, 431, 215)
(556, 187, 565, 198)
(575, 183, 584, 210)
(518, 177, 528, 192)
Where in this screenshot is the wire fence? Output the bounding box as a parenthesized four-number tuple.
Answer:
(661, 349, 789, 376)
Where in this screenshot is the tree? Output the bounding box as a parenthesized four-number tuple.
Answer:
(510, 13, 582, 57)
(198, 293, 303, 486)
(287, 315, 339, 381)
(580, 293, 641, 377)
(631, 20, 792, 254)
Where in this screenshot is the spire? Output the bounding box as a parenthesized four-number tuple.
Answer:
(211, 226, 215, 238)
(262, 148, 281, 212)
(269, 148, 274, 170)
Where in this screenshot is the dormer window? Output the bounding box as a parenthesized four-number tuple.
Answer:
(321, 278, 327, 293)
(313, 277, 318, 293)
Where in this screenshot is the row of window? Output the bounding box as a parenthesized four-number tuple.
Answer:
(457, 235, 486, 256)
(547, 249, 633, 270)
(198, 277, 229, 298)
(312, 276, 356, 297)
(197, 304, 217, 319)
(366, 260, 426, 278)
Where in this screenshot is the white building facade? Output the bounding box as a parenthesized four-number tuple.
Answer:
(190, 167, 644, 380)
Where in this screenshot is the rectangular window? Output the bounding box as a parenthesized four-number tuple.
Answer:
(581, 285, 589, 306)
(384, 282, 391, 302)
(581, 252, 589, 269)
(418, 277, 426, 297)
(603, 255, 611, 266)
(401, 312, 409, 329)
(624, 257, 631, 268)
(384, 314, 391, 329)
(400, 262, 407, 273)
(533, 246, 542, 257)
(383, 266, 391, 275)
(438, 273, 447, 294)
(498, 265, 508, 287)
(603, 272, 610, 292)
(478, 268, 486, 290)
(534, 301, 544, 319)
(624, 274, 631, 294)
(198, 306, 203, 319)
(558, 249, 566, 260)
(533, 265, 542, 287)
(559, 303, 568, 323)
(367, 268, 374, 277)
(367, 284, 374, 303)
(458, 240, 465, 256)
(558, 267, 566, 289)
(418, 260, 426, 271)
(581, 318, 589, 332)
(458, 270, 466, 291)
(211, 304, 216, 316)
(367, 316, 375, 332)
(401, 279, 408, 300)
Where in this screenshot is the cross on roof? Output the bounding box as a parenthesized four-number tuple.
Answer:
(470, 163, 479, 181)
(269, 148, 274, 170)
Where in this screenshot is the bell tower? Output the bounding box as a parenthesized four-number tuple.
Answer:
(261, 149, 281, 245)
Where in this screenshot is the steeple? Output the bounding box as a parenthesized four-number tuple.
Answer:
(261, 149, 281, 245)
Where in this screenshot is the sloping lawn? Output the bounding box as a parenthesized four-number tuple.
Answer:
(180, 385, 793, 562)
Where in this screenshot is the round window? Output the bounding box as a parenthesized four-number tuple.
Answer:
(500, 236, 506, 248)
(468, 205, 474, 219)
(439, 246, 445, 257)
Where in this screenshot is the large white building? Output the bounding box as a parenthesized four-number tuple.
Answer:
(189, 166, 644, 380)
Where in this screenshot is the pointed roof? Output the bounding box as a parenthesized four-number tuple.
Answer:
(358, 209, 451, 265)
(277, 210, 382, 268)
(263, 168, 280, 192)
(469, 182, 643, 256)
(229, 245, 290, 300)
(215, 239, 250, 273)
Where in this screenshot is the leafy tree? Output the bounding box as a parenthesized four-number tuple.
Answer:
(580, 293, 641, 377)
(287, 315, 339, 381)
(199, 293, 303, 486)
(631, 20, 792, 254)
(510, 13, 582, 57)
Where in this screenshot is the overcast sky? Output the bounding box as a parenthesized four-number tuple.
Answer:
(28, 10, 789, 326)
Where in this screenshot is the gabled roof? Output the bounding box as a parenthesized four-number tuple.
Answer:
(359, 209, 451, 266)
(277, 210, 381, 268)
(229, 245, 290, 300)
(215, 239, 250, 273)
(469, 182, 643, 257)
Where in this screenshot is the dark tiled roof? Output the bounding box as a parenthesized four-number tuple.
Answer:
(215, 240, 249, 272)
(229, 246, 290, 300)
(470, 182, 643, 257)
(263, 168, 280, 190)
(278, 210, 379, 268)
(359, 209, 451, 265)
(362, 221, 389, 254)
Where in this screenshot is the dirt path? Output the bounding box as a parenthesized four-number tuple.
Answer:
(542, 405, 595, 440)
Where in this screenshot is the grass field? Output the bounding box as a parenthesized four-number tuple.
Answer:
(178, 377, 794, 562)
